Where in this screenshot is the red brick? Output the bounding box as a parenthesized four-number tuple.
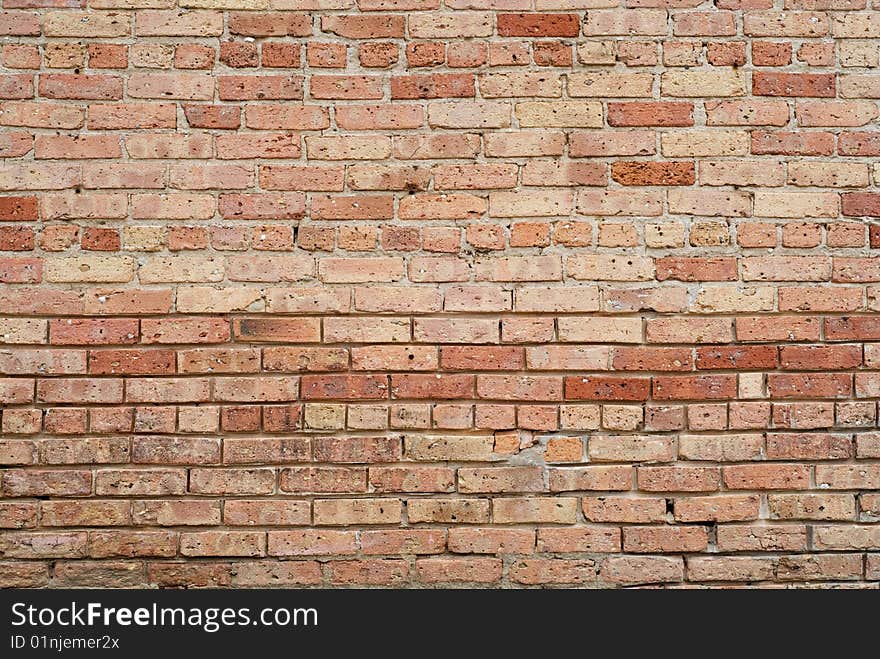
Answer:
(767, 373, 852, 399)
(183, 105, 240, 130)
(497, 14, 580, 37)
(623, 526, 709, 553)
(0, 196, 38, 221)
(390, 374, 473, 399)
(842, 192, 880, 217)
(779, 345, 862, 370)
(723, 465, 811, 490)
(611, 162, 696, 186)
(656, 257, 737, 281)
(391, 74, 475, 99)
(653, 375, 737, 400)
(89, 350, 175, 375)
(321, 15, 404, 39)
(608, 102, 694, 127)
(230, 12, 312, 37)
(753, 72, 836, 97)
(695, 346, 779, 370)
(752, 130, 835, 156)
(565, 376, 651, 401)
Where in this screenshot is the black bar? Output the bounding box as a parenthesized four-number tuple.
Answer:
(0, 588, 870, 655)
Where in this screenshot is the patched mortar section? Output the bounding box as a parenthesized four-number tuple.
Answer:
(497, 431, 547, 467)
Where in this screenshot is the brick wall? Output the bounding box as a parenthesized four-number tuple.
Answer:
(1, 3, 879, 588)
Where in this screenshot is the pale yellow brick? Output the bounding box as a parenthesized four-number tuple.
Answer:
(661, 130, 750, 157)
(693, 287, 776, 314)
(739, 374, 765, 400)
(700, 160, 785, 187)
(123, 226, 166, 252)
(568, 255, 654, 282)
(661, 70, 746, 97)
(788, 162, 869, 188)
(489, 189, 574, 217)
(668, 190, 751, 217)
(45, 256, 136, 283)
(44, 11, 130, 37)
(480, 72, 562, 98)
(304, 404, 346, 430)
(557, 317, 642, 343)
(645, 223, 685, 248)
(568, 72, 653, 98)
(515, 102, 603, 128)
(409, 12, 493, 38)
(139, 256, 224, 284)
(181, 0, 268, 7)
(576, 41, 615, 65)
(753, 192, 839, 218)
(176, 287, 264, 313)
(427, 102, 510, 129)
(0, 319, 47, 345)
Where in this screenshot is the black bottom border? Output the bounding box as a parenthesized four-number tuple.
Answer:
(0, 588, 871, 655)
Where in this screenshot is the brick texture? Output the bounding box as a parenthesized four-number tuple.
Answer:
(0, 5, 879, 589)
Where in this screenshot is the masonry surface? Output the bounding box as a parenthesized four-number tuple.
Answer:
(0, 2, 879, 589)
